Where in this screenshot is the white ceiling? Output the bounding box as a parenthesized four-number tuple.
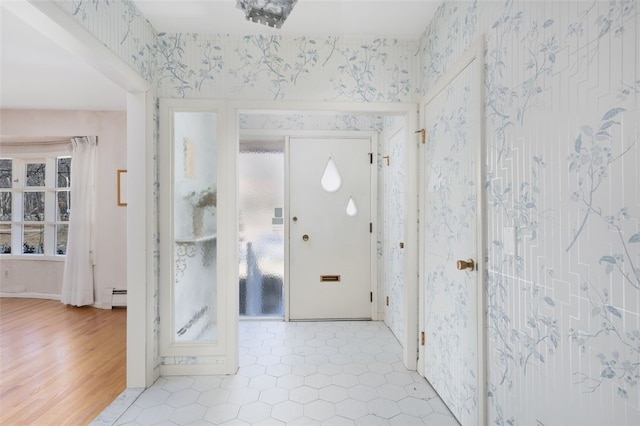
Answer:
(0, 7, 128, 111)
(135, 0, 440, 38)
(0, 1, 439, 112)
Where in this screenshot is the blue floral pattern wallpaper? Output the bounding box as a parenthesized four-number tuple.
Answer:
(53, 0, 156, 82)
(422, 57, 480, 425)
(420, 0, 639, 424)
(154, 33, 417, 102)
(44, 0, 639, 423)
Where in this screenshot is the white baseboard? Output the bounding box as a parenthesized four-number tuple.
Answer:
(0, 292, 61, 300)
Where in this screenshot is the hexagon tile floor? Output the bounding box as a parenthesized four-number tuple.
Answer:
(95, 321, 460, 425)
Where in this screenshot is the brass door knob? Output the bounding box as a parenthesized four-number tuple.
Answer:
(456, 259, 475, 271)
(302, 234, 309, 241)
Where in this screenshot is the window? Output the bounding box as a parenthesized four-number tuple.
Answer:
(0, 156, 71, 256)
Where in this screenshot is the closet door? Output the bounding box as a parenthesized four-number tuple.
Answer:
(419, 38, 486, 425)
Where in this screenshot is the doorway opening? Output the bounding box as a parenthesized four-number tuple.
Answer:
(233, 103, 418, 370)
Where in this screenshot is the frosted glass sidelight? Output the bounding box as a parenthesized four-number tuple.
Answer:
(346, 196, 358, 217)
(321, 157, 342, 192)
(173, 112, 218, 342)
(239, 141, 285, 317)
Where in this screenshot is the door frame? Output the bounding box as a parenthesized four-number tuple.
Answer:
(158, 98, 234, 375)
(232, 101, 418, 369)
(417, 37, 486, 423)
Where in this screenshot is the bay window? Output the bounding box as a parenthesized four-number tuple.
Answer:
(0, 156, 71, 256)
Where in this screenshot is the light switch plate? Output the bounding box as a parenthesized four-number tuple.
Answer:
(504, 226, 516, 256)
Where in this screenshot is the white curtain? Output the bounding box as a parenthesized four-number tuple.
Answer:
(61, 136, 97, 306)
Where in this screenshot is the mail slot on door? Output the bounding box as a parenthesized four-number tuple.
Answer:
(320, 275, 341, 282)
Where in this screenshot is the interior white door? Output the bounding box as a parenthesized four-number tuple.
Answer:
(289, 137, 373, 320)
(420, 40, 484, 425)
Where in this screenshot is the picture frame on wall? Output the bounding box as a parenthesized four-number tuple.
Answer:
(117, 169, 127, 206)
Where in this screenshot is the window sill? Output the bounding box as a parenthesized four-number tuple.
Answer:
(0, 255, 66, 262)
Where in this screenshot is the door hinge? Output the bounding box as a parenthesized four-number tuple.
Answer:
(420, 331, 425, 346)
(370, 292, 373, 303)
(369, 152, 373, 164)
(415, 129, 426, 144)
(369, 222, 373, 233)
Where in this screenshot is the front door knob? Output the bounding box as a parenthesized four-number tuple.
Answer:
(302, 234, 309, 241)
(456, 259, 475, 271)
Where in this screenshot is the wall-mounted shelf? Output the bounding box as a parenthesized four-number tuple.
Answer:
(175, 234, 217, 244)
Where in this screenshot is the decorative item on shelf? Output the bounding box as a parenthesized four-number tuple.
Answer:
(185, 188, 217, 238)
(236, 0, 298, 28)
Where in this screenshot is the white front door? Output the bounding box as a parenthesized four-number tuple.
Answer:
(289, 137, 374, 320)
(419, 39, 485, 425)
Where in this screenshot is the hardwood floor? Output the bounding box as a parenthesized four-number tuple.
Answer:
(0, 298, 126, 425)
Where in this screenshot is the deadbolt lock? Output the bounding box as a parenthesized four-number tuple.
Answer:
(456, 259, 475, 271)
(293, 216, 298, 222)
(302, 234, 309, 241)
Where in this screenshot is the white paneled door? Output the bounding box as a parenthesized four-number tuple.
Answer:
(419, 39, 485, 425)
(289, 137, 374, 320)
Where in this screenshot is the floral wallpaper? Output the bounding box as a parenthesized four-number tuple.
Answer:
(420, 0, 639, 424)
(155, 34, 418, 102)
(44, 0, 640, 423)
(52, 0, 156, 82)
(422, 55, 480, 425)
(239, 113, 384, 132)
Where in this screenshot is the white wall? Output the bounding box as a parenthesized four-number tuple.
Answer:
(0, 109, 127, 308)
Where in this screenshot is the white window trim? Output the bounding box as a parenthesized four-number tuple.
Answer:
(0, 152, 71, 259)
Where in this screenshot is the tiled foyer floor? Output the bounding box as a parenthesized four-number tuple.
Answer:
(101, 321, 459, 425)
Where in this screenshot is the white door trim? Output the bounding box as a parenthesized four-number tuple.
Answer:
(417, 36, 486, 424)
(158, 98, 237, 375)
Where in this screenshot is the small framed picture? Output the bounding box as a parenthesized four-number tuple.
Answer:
(117, 169, 127, 206)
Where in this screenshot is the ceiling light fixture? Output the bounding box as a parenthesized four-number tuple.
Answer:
(236, 0, 298, 29)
